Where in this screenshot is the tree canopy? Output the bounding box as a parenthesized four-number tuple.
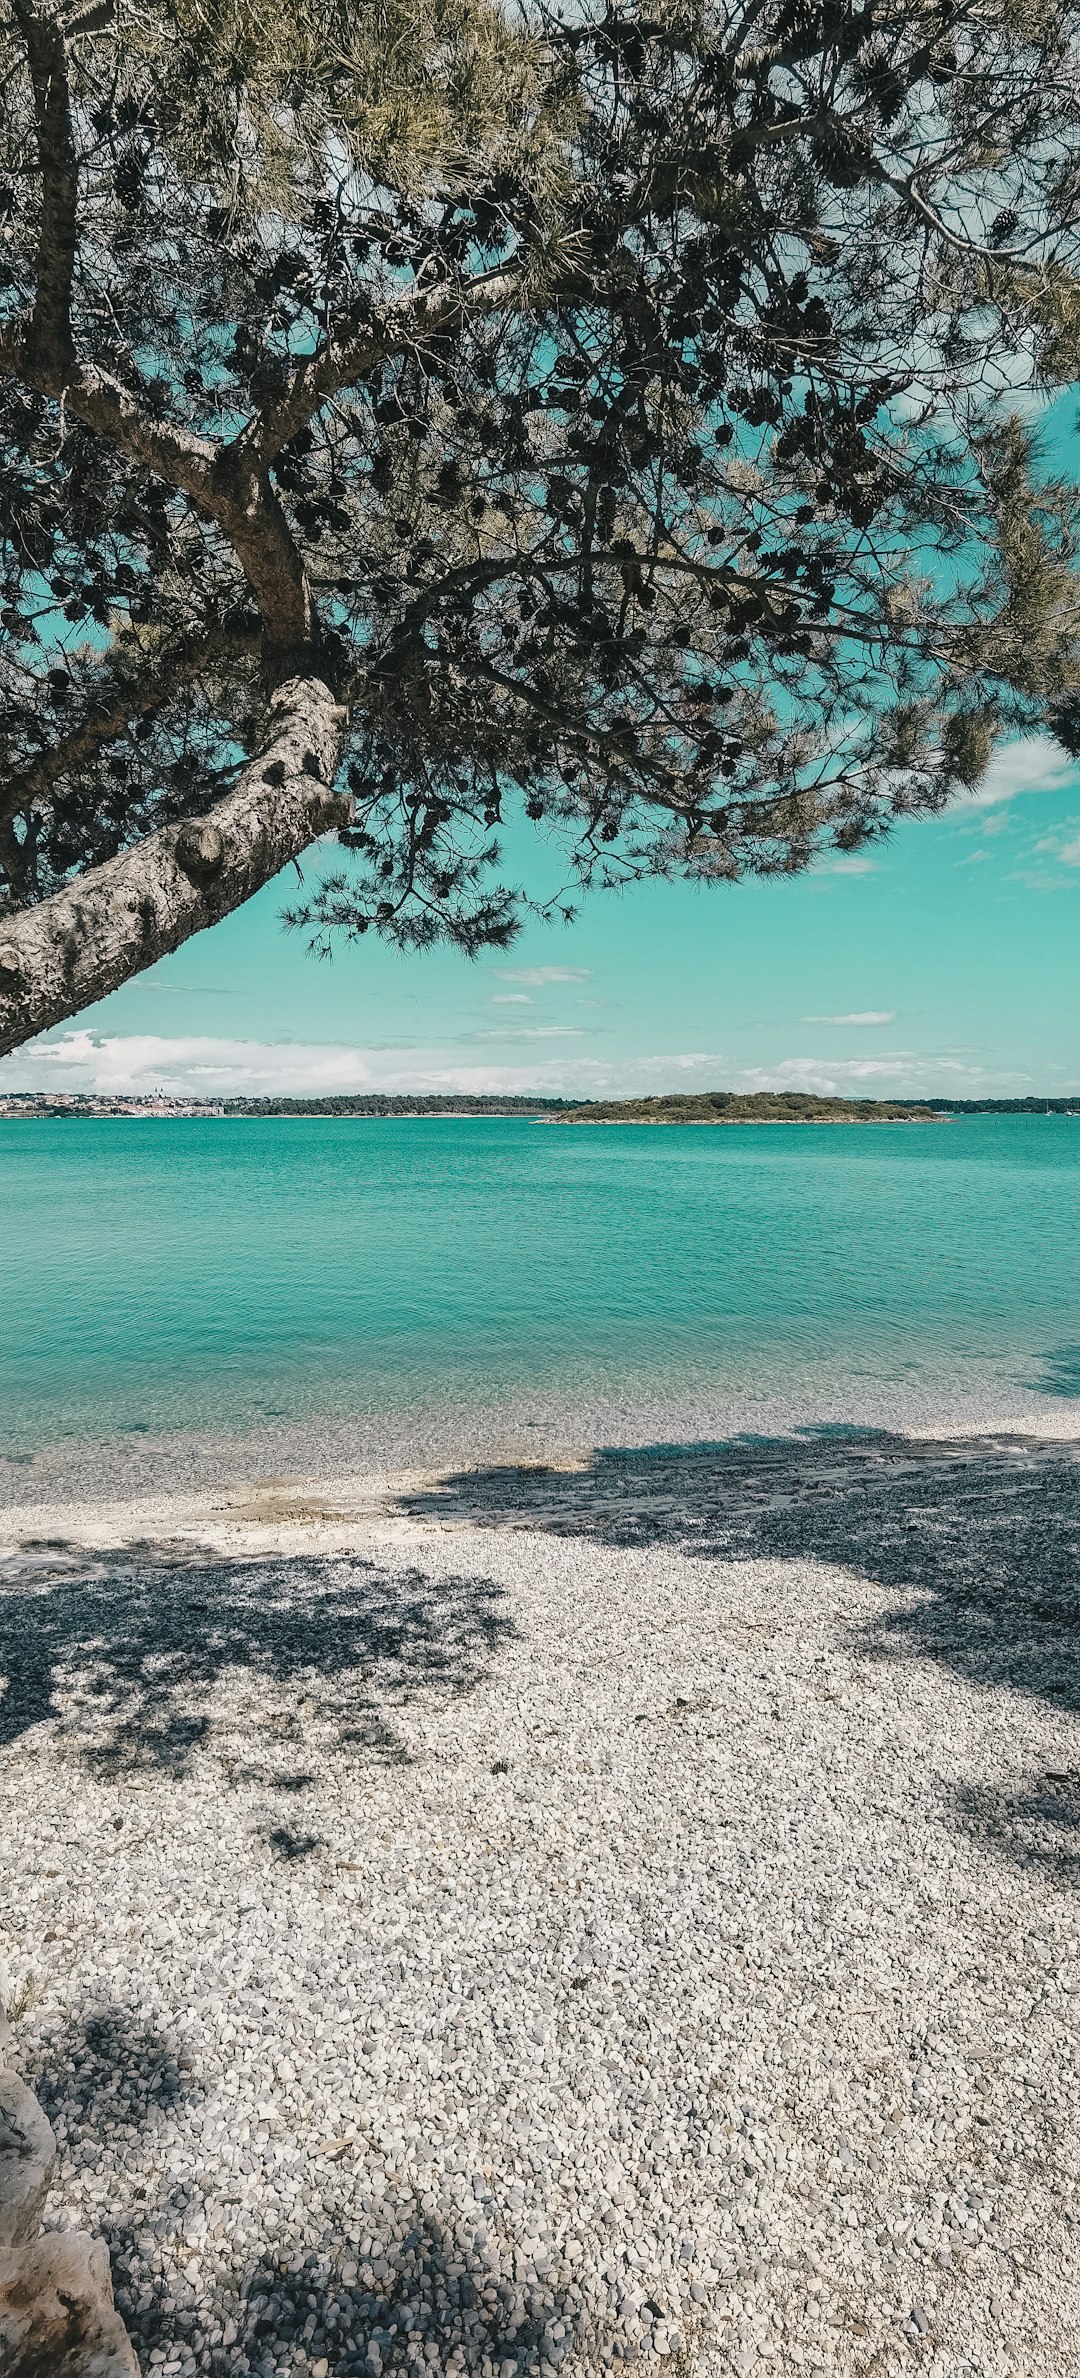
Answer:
(2, 0, 1080, 1054)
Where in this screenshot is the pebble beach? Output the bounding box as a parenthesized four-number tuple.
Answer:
(1, 1428, 1078, 2378)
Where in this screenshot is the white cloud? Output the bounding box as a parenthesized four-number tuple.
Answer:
(739, 1056, 915, 1092)
(735, 1054, 1033, 1097)
(1, 1032, 393, 1098)
(636, 1052, 727, 1074)
(823, 855, 877, 875)
(801, 1011, 895, 1027)
(0, 1029, 606, 1096)
(490, 993, 532, 1004)
(0, 1035, 731, 1103)
(956, 734, 1080, 810)
(494, 966, 591, 986)
(0, 1033, 1035, 1104)
(1033, 823, 1080, 868)
(459, 1027, 585, 1043)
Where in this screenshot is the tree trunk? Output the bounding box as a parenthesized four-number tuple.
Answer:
(0, 677, 349, 1059)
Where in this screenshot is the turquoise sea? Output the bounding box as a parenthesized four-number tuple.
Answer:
(1, 1112, 1078, 1464)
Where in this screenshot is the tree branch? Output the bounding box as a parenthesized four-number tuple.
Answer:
(0, 336, 327, 657)
(1, 619, 261, 832)
(5, 0, 210, 491)
(0, 675, 350, 1055)
(3, 2, 319, 657)
(870, 164, 1055, 267)
(9, 0, 79, 373)
(206, 458, 320, 664)
(229, 265, 523, 466)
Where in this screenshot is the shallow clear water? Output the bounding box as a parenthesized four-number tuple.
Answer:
(2, 1112, 1079, 1455)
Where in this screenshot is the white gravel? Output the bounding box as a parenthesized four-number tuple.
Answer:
(0, 1433, 1078, 2378)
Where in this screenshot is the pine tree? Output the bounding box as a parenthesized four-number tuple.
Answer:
(2, 0, 1080, 1053)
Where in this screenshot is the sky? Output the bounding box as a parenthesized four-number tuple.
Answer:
(2, 728, 1079, 1101)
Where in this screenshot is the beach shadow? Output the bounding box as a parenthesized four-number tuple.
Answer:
(0, 1543, 514, 1777)
(399, 1431, 1080, 1885)
(30, 2002, 200, 2139)
(107, 2198, 636, 2378)
(28, 2002, 214, 2353)
(956, 1768, 1080, 1881)
(397, 1428, 1080, 1715)
(31, 2014, 667, 2376)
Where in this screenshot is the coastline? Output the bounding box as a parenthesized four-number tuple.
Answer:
(544, 1112, 950, 1125)
(5, 1370, 1080, 1509)
(0, 1109, 951, 1123)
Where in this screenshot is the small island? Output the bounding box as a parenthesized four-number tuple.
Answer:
(550, 1091, 947, 1124)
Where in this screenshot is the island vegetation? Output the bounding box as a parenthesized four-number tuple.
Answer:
(550, 1092, 945, 1125)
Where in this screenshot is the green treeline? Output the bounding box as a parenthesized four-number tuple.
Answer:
(218, 1095, 574, 1116)
(551, 1093, 943, 1124)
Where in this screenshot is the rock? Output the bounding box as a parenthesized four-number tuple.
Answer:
(0, 2230, 141, 2376)
(0, 2072, 56, 2251)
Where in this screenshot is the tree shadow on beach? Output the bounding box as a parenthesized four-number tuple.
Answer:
(955, 1767, 1080, 1882)
(30, 2001, 201, 2139)
(30, 2003, 635, 2376)
(397, 1426, 1080, 1710)
(106, 2190, 634, 2378)
(0, 1542, 515, 1777)
(399, 1428, 1080, 1885)
(28, 2005, 667, 2378)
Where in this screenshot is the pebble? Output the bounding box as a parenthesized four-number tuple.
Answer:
(0, 1438, 1077, 2378)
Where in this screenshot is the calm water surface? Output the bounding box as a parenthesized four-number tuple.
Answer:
(1, 1113, 1078, 1452)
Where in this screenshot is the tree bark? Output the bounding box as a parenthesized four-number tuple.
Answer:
(9, 0, 80, 375)
(0, 677, 349, 1057)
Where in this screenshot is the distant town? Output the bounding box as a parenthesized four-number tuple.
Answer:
(0, 1090, 227, 1118)
(0, 1090, 576, 1119)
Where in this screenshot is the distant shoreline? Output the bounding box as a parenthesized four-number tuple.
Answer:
(2, 1100, 1078, 1123)
(1, 1107, 952, 1125)
(0, 1108, 561, 1123)
(543, 1112, 950, 1125)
